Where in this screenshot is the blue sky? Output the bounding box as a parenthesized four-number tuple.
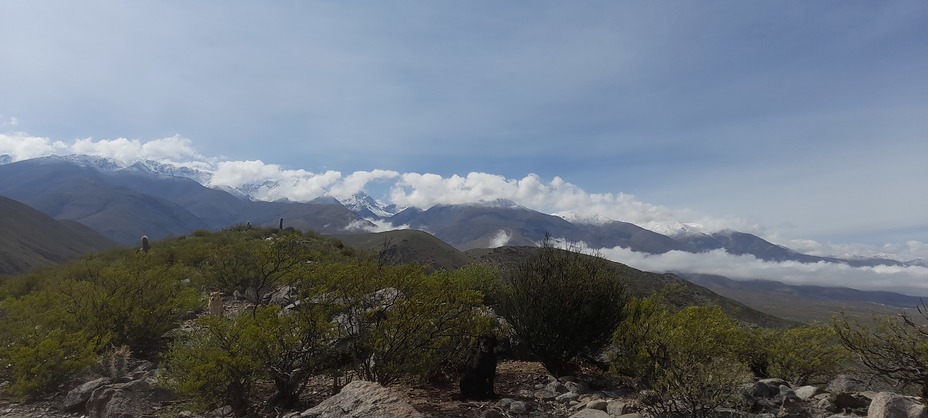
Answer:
(1, 1, 927, 251)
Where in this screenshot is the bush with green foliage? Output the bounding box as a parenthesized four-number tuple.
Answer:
(834, 307, 928, 396)
(613, 300, 748, 418)
(501, 239, 627, 377)
(768, 324, 848, 385)
(310, 260, 496, 385)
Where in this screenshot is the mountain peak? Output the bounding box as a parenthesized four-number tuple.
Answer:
(553, 210, 614, 226)
(340, 192, 399, 218)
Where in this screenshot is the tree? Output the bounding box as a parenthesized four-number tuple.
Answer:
(834, 306, 928, 396)
(501, 237, 627, 377)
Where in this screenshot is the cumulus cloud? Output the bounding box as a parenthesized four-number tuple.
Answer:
(0, 132, 69, 160)
(344, 218, 413, 233)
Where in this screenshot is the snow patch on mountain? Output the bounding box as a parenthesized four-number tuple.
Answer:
(553, 210, 614, 226)
(340, 193, 398, 218)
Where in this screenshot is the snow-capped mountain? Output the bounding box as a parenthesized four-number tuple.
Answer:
(340, 192, 399, 219)
(553, 210, 615, 226)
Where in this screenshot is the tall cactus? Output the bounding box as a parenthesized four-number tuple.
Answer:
(140, 235, 150, 253)
(279, 217, 284, 231)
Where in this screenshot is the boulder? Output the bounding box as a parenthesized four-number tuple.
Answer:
(586, 399, 608, 411)
(62, 377, 110, 412)
(828, 375, 869, 394)
(569, 409, 611, 418)
(509, 400, 529, 414)
(834, 392, 871, 411)
(794, 386, 823, 401)
(607, 400, 632, 415)
(867, 392, 928, 418)
(87, 377, 158, 418)
(297, 380, 422, 418)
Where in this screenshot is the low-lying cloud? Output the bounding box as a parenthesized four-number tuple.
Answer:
(596, 246, 928, 297)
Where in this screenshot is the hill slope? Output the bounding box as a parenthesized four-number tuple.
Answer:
(0, 195, 115, 275)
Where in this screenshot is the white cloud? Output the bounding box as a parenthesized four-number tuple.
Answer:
(596, 246, 928, 297)
(0, 133, 69, 160)
(0, 116, 17, 128)
(345, 218, 413, 233)
(490, 229, 512, 248)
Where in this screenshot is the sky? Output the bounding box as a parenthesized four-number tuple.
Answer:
(2, 2, 928, 292)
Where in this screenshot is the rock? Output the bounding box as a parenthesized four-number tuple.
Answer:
(828, 375, 868, 394)
(760, 378, 790, 389)
(778, 396, 812, 418)
(569, 409, 611, 418)
(556, 392, 580, 403)
(498, 398, 514, 408)
(794, 386, 822, 401)
(867, 391, 928, 418)
(615, 414, 645, 418)
(297, 380, 423, 418)
(834, 392, 871, 411)
(87, 378, 159, 418)
(481, 409, 504, 418)
(533, 389, 558, 400)
(62, 377, 110, 412)
(586, 399, 608, 411)
(546, 381, 569, 394)
(565, 381, 590, 395)
(509, 400, 528, 414)
(607, 400, 631, 415)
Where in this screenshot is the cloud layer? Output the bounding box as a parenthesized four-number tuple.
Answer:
(2, 132, 928, 284)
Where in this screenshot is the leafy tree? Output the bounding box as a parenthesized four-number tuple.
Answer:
(501, 238, 627, 377)
(834, 307, 928, 396)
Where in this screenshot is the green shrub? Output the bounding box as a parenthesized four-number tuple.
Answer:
(162, 315, 266, 417)
(56, 256, 200, 354)
(613, 302, 748, 418)
(501, 239, 627, 376)
(311, 260, 496, 385)
(767, 324, 849, 385)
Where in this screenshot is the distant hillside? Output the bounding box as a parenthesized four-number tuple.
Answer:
(0, 195, 115, 275)
(331, 229, 472, 271)
(465, 246, 793, 328)
(680, 273, 922, 323)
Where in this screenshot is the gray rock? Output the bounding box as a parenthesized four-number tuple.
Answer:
(834, 392, 870, 410)
(510, 400, 528, 414)
(867, 391, 928, 418)
(615, 414, 645, 418)
(778, 396, 812, 418)
(297, 380, 423, 418)
(498, 398, 515, 408)
(481, 409, 504, 418)
(565, 381, 590, 395)
(586, 399, 608, 411)
(794, 386, 821, 401)
(606, 400, 631, 415)
(569, 409, 611, 418)
(556, 392, 580, 403)
(87, 378, 157, 418)
(533, 389, 558, 400)
(546, 381, 569, 394)
(62, 377, 110, 412)
(827, 375, 868, 394)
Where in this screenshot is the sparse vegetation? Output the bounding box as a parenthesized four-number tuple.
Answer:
(834, 305, 928, 396)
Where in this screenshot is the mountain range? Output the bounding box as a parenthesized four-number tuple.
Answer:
(0, 154, 925, 320)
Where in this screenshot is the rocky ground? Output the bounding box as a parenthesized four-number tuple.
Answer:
(2, 360, 925, 418)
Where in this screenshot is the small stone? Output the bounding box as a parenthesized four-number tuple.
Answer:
(546, 381, 568, 394)
(556, 392, 579, 403)
(607, 400, 630, 415)
(510, 401, 528, 415)
(533, 389, 558, 400)
(586, 400, 608, 411)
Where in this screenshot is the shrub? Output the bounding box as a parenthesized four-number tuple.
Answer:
(767, 324, 849, 385)
(834, 307, 928, 396)
(501, 238, 627, 377)
(0, 293, 97, 398)
(311, 260, 496, 385)
(162, 315, 266, 416)
(613, 301, 748, 418)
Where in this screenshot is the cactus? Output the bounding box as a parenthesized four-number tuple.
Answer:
(106, 345, 132, 379)
(140, 235, 150, 253)
(279, 217, 284, 231)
